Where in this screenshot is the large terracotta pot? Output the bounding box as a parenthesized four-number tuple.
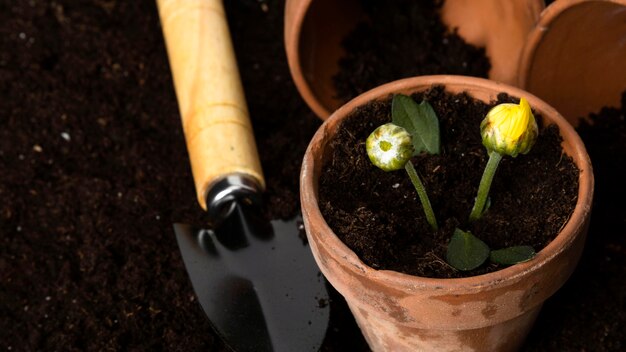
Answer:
(284, 0, 545, 119)
(300, 76, 594, 351)
(519, 0, 626, 125)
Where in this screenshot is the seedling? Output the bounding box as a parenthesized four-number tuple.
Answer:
(469, 97, 538, 221)
(366, 95, 439, 230)
(366, 94, 538, 271)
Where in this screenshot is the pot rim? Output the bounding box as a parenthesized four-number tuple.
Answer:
(285, 0, 547, 120)
(301, 74, 594, 292)
(518, 0, 626, 89)
(284, 0, 332, 118)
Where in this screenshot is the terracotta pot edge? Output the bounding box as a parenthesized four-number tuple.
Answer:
(302, 75, 593, 293)
(518, 0, 626, 89)
(284, 0, 332, 119)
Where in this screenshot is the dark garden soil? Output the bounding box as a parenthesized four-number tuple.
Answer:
(318, 87, 579, 278)
(1, 0, 625, 351)
(333, 0, 491, 103)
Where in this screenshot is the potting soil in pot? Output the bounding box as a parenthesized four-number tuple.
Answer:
(318, 86, 579, 278)
(333, 0, 491, 102)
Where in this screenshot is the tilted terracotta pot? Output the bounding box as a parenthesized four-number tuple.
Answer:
(284, 0, 544, 119)
(300, 76, 594, 351)
(519, 0, 626, 125)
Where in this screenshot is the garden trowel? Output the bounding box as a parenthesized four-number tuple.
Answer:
(156, 0, 329, 351)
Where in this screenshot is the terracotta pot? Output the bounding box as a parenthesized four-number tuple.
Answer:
(300, 75, 593, 351)
(519, 0, 626, 125)
(284, 0, 545, 119)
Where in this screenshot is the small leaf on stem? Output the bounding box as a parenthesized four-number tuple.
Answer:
(446, 228, 490, 271)
(391, 94, 440, 155)
(490, 246, 535, 265)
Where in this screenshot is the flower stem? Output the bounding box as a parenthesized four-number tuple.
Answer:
(469, 152, 503, 222)
(405, 161, 438, 230)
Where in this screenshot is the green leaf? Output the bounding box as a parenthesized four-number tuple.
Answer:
(391, 94, 440, 155)
(446, 228, 490, 271)
(490, 246, 535, 265)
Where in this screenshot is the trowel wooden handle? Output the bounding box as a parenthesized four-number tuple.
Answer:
(157, 0, 265, 210)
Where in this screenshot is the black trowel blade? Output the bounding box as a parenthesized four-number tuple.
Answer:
(173, 206, 329, 352)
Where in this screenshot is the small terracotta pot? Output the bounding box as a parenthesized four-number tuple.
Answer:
(284, 0, 544, 119)
(300, 76, 593, 351)
(519, 0, 626, 125)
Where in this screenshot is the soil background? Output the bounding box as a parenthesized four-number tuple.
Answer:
(1, 0, 624, 351)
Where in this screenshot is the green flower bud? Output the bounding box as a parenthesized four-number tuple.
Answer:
(480, 97, 538, 157)
(366, 123, 414, 171)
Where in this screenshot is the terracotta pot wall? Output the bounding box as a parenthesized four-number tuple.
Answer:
(519, 0, 626, 125)
(300, 76, 594, 351)
(348, 302, 542, 352)
(285, 0, 544, 119)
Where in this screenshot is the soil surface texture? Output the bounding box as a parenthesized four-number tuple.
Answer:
(1, 0, 625, 351)
(318, 87, 579, 278)
(333, 0, 491, 103)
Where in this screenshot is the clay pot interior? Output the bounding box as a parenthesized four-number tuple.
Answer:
(285, 0, 364, 118)
(440, 0, 544, 86)
(519, 0, 626, 126)
(300, 76, 593, 351)
(285, 0, 544, 119)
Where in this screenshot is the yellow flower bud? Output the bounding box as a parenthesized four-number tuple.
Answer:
(366, 123, 414, 171)
(480, 97, 538, 157)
